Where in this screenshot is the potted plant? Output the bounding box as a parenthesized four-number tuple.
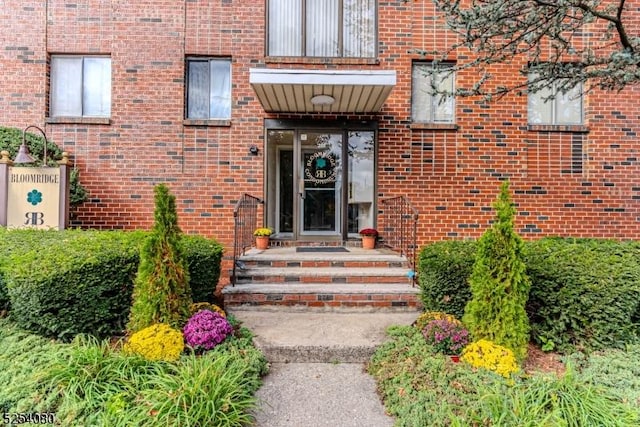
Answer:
(253, 227, 273, 250)
(421, 318, 470, 362)
(359, 228, 378, 250)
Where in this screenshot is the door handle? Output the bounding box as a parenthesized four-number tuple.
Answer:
(298, 178, 305, 199)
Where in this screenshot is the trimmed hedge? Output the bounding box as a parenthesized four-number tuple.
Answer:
(1, 229, 224, 340)
(418, 240, 476, 319)
(5, 230, 143, 340)
(418, 238, 640, 353)
(526, 238, 640, 353)
(182, 235, 224, 303)
(0, 229, 67, 313)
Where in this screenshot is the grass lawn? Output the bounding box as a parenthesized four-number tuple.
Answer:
(0, 316, 267, 426)
(368, 325, 640, 427)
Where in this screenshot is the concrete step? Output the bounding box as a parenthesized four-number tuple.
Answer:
(223, 282, 421, 309)
(228, 309, 420, 363)
(234, 266, 412, 284)
(226, 246, 418, 310)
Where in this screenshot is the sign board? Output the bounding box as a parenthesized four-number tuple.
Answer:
(6, 167, 61, 229)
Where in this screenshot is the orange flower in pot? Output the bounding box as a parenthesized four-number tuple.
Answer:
(359, 228, 378, 249)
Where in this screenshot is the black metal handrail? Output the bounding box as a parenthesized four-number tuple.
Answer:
(231, 193, 263, 286)
(380, 195, 419, 286)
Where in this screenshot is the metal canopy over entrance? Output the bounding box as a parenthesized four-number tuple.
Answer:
(249, 69, 396, 114)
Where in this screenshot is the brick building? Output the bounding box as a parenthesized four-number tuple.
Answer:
(1, 1, 639, 284)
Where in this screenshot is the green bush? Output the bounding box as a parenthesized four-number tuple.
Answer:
(417, 237, 640, 353)
(128, 184, 193, 332)
(417, 239, 476, 319)
(2, 229, 224, 340)
(0, 228, 68, 313)
(463, 181, 531, 361)
(5, 229, 143, 340)
(527, 238, 640, 353)
(183, 235, 224, 303)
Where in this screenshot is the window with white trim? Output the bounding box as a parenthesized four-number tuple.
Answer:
(186, 58, 232, 120)
(412, 62, 455, 124)
(528, 74, 583, 125)
(50, 56, 111, 118)
(268, 0, 376, 58)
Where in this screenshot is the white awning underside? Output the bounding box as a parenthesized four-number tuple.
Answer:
(249, 68, 396, 114)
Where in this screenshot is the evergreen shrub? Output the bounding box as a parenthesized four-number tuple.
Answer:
(128, 184, 192, 332)
(417, 240, 476, 319)
(5, 230, 143, 340)
(182, 235, 223, 303)
(463, 181, 531, 361)
(1, 228, 224, 340)
(527, 238, 640, 352)
(417, 237, 640, 353)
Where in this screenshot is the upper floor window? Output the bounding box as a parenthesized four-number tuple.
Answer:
(268, 0, 376, 58)
(528, 73, 583, 125)
(186, 58, 231, 120)
(412, 62, 455, 123)
(50, 56, 111, 118)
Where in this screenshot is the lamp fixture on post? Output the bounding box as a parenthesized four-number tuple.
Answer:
(16, 125, 48, 166)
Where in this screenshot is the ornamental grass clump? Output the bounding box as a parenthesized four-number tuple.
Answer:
(462, 339, 519, 378)
(124, 323, 184, 362)
(422, 318, 470, 356)
(183, 310, 234, 352)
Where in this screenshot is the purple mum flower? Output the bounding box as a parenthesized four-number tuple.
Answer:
(183, 310, 234, 351)
(422, 318, 470, 355)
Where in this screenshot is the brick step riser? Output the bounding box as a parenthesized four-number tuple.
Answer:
(245, 261, 406, 268)
(235, 276, 410, 284)
(225, 292, 421, 309)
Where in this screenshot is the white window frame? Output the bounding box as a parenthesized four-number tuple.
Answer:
(528, 74, 583, 125)
(267, 0, 377, 58)
(186, 58, 232, 120)
(50, 55, 111, 118)
(411, 62, 456, 124)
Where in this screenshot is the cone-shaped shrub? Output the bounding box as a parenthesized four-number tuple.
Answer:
(128, 184, 192, 332)
(463, 181, 531, 361)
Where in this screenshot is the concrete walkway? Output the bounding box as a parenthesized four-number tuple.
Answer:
(229, 309, 419, 427)
(253, 363, 394, 427)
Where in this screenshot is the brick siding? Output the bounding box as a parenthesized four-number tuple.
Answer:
(1, 1, 638, 285)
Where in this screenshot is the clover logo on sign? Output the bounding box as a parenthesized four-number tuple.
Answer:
(27, 189, 43, 206)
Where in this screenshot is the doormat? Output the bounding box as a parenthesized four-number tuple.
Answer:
(296, 247, 349, 253)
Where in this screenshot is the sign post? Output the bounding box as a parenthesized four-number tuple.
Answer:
(0, 150, 71, 230)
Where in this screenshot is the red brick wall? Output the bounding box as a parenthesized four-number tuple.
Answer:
(1, 1, 638, 270)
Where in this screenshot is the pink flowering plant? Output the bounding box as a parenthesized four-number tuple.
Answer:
(183, 309, 234, 352)
(422, 318, 470, 356)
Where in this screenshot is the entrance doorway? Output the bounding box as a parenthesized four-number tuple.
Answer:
(265, 122, 376, 241)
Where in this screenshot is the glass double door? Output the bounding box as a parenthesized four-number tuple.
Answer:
(266, 127, 375, 240)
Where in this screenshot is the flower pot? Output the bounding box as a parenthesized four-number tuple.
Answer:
(361, 235, 376, 250)
(255, 236, 269, 250)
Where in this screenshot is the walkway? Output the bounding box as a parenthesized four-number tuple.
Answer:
(229, 309, 419, 427)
